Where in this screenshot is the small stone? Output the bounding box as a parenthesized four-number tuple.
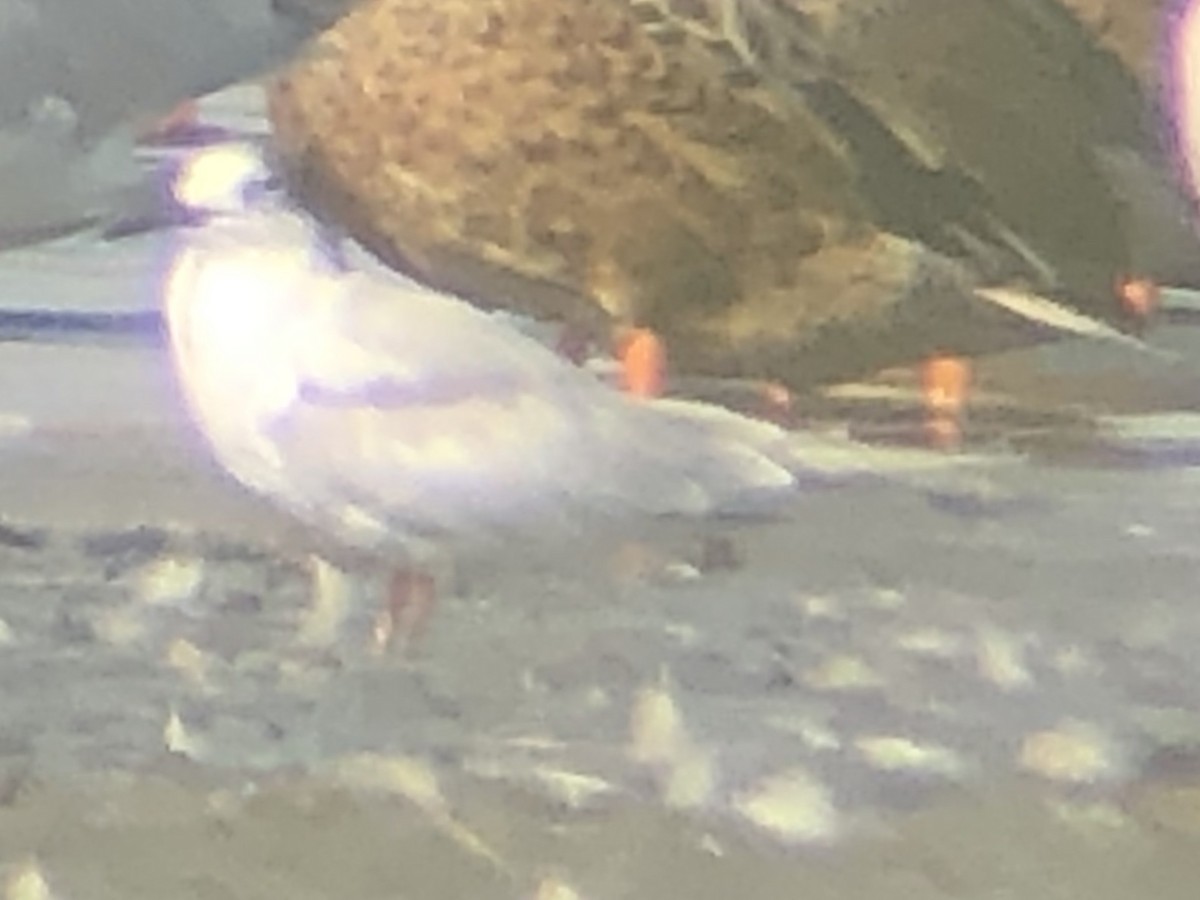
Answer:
(1048, 799, 1130, 834)
(163, 708, 206, 761)
(765, 714, 841, 752)
(534, 877, 585, 900)
(1019, 720, 1121, 784)
(330, 753, 504, 870)
(133, 557, 205, 606)
(627, 676, 715, 808)
(530, 768, 616, 809)
(867, 588, 906, 611)
(164, 638, 216, 693)
(660, 561, 703, 582)
(804, 655, 883, 692)
(855, 735, 965, 777)
(330, 752, 446, 814)
(976, 627, 1034, 691)
(734, 767, 839, 845)
(661, 743, 717, 811)
(4, 859, 52, 900)
(894, 627, 965, 660)
(90, 604, 147, 646)
(793, 594, 844, 621)
(628, 678, 690, 766)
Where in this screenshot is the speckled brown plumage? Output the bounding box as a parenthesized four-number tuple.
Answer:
(267, 0, 1147, 386)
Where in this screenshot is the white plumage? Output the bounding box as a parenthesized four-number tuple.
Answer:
(163, 146, 811, 570)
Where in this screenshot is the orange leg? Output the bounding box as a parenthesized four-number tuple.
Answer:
(613, 325, 792, 423)
(755, 380, 794, 425)
(372, 568, 437, 653)
(921, 354, 971, 449)
(617, 327, 668, 398)
(1117, 275, 1160, 330)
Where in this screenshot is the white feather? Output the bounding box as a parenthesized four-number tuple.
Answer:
(163, 151, 817, 560)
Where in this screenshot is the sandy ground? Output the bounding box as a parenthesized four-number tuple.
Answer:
(2, 341, 1200, 894)
(1, 84, 1200, 898)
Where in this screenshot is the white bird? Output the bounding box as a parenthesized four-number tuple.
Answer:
(162, 144, 820, 648)
(0, 0, 347, 246)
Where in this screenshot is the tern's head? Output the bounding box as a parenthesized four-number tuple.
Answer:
(172, 143, 277, 215)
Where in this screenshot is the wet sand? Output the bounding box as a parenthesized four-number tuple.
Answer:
(2, 334, 1200, 897)
(1, 765, 1199, 900)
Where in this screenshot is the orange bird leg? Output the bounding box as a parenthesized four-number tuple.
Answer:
(617, 327, 668, 398)
(1117, 275, 1160, 330)
(921, 354, 971, 449)
(755, 380, 794, 425)
(372, 568, 437, 653)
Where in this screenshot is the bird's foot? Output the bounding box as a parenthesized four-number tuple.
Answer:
(1117, 275, 1160, 333)
(921, 354, 971, 450)
(616, 326, 668, 398)
(372, 568, 437, 654)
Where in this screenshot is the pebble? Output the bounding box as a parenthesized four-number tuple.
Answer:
(628, 677, 716, 809)
(765, 714, 842, 752)
(793, 593, 845, 621)
(529, 767, 617, 810)
(4, 860, 52, 900)
(976, 627, 1034, 691)
(329, 752, 446, 814)
(804, 655, 884, 692)
(533, 877, 585, 900)
(660, 742, 717, 811)
(733, 767, 840, 845)
(894, 627, 965, 660)
(164, 637, 218, 693)
(856, 735, 966, 777)
(163, 708, 207, 761)
(628, 679, 691, 767)
(91, 603, 149, 647)
(132, 556, 205, 606)
(1019, 720, 1122, 784)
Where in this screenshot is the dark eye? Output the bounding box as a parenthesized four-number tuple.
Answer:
(242, 173, 282, 207)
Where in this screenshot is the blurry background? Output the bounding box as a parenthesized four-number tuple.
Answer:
(2, 4, 1200, 898)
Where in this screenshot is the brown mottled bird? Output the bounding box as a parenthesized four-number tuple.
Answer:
(266, 0, 1155, 409)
